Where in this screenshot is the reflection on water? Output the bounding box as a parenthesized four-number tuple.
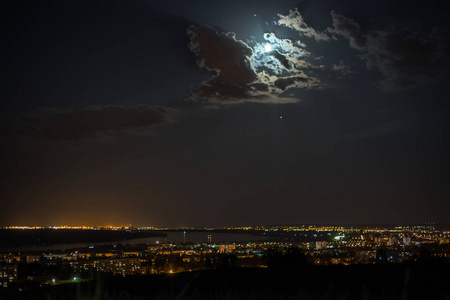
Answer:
(131, 231, 268, 245)
(2, 231, 268, 252)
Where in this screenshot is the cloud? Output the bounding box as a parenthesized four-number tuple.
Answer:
(277, 8, 330, 42)
(22, 105, 176, 140)
(332, 60, 351, 75)
(186, 25, 320, 104)
(329, 11, 367, 50)
(268, 50, 291, 69)
(329, 12, 450, 90)
(187, 25, 258, 102)
(250, 33, 313, 75)
(274, 75, 318, 91)
(188, 9, 448, 96)
(365, 30, 450, 90)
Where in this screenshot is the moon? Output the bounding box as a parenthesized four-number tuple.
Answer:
(264, 44, 272, 52)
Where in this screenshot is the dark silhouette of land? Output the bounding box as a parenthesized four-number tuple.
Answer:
(0, 230, 166, 249)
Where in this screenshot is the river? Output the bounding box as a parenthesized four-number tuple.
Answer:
(1, 231, 269, 252)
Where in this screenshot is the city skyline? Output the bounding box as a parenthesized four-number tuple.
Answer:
(1, 221, 448, 230)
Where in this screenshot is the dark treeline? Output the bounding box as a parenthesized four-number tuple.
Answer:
(2, 246, 450, 299)
(2, 264, 450, 300)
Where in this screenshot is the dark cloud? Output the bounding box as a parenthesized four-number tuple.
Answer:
(365, 30, 450, 90)
(329, 12, 450, 90)
(249, 82, 270, 92)
(22, 105, 176, 140)
(187, 25, 257, 102)
(329, 11, 367, 50)
(274, 75, 313, 91)
(268, 50, 291, 69)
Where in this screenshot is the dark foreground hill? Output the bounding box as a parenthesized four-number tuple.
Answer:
(1, 264, 450, 300)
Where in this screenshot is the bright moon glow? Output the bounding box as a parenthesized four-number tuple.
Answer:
(264, 44, 272, 52)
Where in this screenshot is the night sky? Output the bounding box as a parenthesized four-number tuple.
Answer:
(1, 0, 449, 227)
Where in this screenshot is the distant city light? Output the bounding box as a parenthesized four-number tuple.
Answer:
(1, 223, 448, 282)
(334, 234, 345, 241)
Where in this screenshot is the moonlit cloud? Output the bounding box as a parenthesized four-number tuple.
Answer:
(187, 6, 448, 103)
(277, 8, 330, 42)
(186, 25, 320, 104)
(250, 33, 313, 74)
